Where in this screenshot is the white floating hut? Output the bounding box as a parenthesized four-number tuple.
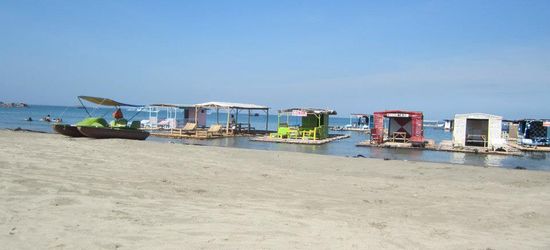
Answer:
(143, 104, 207, 129)
(452, 113, 505, 148)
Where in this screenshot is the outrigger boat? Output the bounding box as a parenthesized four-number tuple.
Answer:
(53, 96, 150, 140)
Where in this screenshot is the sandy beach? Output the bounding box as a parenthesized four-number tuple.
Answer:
(1, 130, 550, 249)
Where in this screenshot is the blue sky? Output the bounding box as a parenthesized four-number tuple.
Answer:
(1, 0, 549, 119)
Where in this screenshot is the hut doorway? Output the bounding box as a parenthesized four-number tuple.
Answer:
(371, 110, 424, 144)
(388, 117, 413, 141)
(465, 119, 489, 147)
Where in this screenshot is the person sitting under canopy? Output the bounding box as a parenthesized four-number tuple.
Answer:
(111, 108, 128, 127)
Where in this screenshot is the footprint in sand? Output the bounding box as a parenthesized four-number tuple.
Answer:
(193, 189, 207, 194)
(50, 197, 79, 206)
(369, 222, 387, 230)
(520, 211, 539, 219)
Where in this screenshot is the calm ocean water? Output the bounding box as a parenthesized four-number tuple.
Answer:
(2, 105, 549, 170)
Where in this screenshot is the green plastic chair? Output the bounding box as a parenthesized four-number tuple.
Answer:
(130, 121, 141, 129)
(270, 126, 290, 138)
(76, 117, 109, 128)
(110, 118, 128, 128)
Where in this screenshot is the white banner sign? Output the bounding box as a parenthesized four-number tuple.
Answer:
(386, 113, 409, 118)
(292, 110, 307, 117)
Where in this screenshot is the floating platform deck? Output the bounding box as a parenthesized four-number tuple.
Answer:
(507, 141, 550, 152)
(356, 141, 436, 150)
(357, 140, 523, 156)
(435, 140, 522, 156)
(331, 127, 371, 133)
(251, 134, 350, 145)
(149, 130, 271, 140)
(150, 132, 227, 140)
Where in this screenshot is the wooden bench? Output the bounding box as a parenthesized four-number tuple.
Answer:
(170, 122, 197, 136)
(391, 132, 409, 143)
(196, 124, 223, 138)
(466, 134, 487, 147)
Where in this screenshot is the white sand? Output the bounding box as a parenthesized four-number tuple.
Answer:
(1, 130, 550, 249)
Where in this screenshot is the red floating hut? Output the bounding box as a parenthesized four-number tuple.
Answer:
(371, 110, 424, 144)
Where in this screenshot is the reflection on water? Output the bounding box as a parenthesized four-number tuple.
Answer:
(2, 105, 550, 170)
(154, 131, 550, 171)
(484, 154, 506, 167)
(528, 152, 547, 160)
(450, 152, 466, 165)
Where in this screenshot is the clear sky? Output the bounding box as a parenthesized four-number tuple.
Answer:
(1, 0, 549, 119)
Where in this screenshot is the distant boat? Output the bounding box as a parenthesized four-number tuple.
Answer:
(444, 120, 453, 131)
(0, 102, 28, 108)
(424, 120, 445, 128)
(337, 114, 372, 132)
(127, 107, 146, 112)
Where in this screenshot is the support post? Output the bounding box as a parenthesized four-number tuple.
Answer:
(78, 97, 92, 117)
(194, 106, 198, 126)
(226, 108, 230, 134)
(320, 114, 325, 140)
(248, 109, 251, 132)
(174, 107, 177, 129)
(266, 109, 269, 133)
(277, 111, 280, 130)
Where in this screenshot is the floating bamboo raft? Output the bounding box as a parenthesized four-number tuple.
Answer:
(251, 134, 350, 145)
(435, 140, 522, 156)
(346, 128, 370, 133)
(507, 141, 550, 152)
(149, 129, 271, 140)
(330, 127, 371, 133)
(150, 132, 226, 140)
(357, 140, 523, 156)
(356, 141, 436, 150)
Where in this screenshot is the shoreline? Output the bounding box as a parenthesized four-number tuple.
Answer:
(2, 130, 550, 248)
(2, 128, 548, 171)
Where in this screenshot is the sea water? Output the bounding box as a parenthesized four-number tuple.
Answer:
(1, 105, 549, 170)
